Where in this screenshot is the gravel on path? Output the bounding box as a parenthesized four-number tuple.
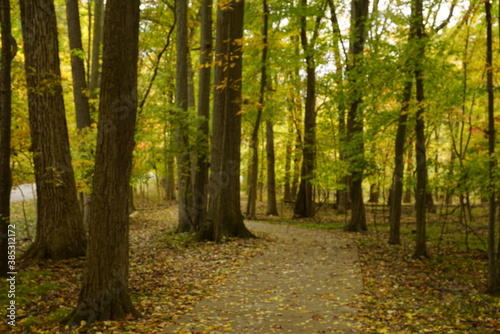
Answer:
(163, 221, 364, 334)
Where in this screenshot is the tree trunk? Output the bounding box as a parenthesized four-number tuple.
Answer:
(389, 79, 412, 245)
(65, 0, 91, 129)
(485, 0, 500, 296)
(258, 145, 265, 202)
(293, 0, 318, 218)
(20, 0, 86, 260)
(290, 80, 302, 202)
(403, 146, 413, 203)
(337, 106, 350, 214)
(66, 0, 92, 230)
(368, 183, 380, 203)
(291, 137, 301, 201)
(175, 0, 195, 233)
(192, 0, 212, 229)
(327, 0, 349, 215)
(345, 0, 369, 232)
(289, 98, 302, 203)
(266, 120, 279, 216)
(199, 0, 254, 241)
(165, 141, 176, 201)
(0, 0, 14, 277)
(283, 120, 293, 202)
(187, 49, 196, 112)
(413, 0, 429, 259)
(247, 0, 269, 219)
(67, 0, 141, 324)
(246, 121, 261, 219)
(88, 0, 104, 102)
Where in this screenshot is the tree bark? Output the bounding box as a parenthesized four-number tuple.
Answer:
(283, 119, 293, 202)
(413, 0, 429, 258)
(266, 120, 279, 216)
(199, 0, 254, 241)
(247, 0, 269, 219)
(20, 0, 86, 260)
(389, 79, 412, 245)
(289, 60, 303, 203)
(403, 146, 413, 203)
(485, 0, 500, 296)
(66, 0, 92, 230)
(65, 0, 91, 129)
(293, 0, 318, 218)
(164, 136, 176, 201)
(345, 0, 369, 232)
(67, 0, 141, 323)
(192, 0, 213, 229)
(175, 0, 195, 233)
(0, 0, 14, 277)
(246, 116, 261, 219)
(327, 0, 349, 214)
(88, 0, 104, 103)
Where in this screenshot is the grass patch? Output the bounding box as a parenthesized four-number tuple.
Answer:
(9, 198, 37, 242)
(264, 219, 345, 231)
(0, 270, 57, 305)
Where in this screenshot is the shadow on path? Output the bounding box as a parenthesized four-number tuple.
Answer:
(163, 221, 364, 333)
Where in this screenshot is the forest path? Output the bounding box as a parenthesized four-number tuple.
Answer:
(10, 183, 36, 202)
(163, 221, 364, 333)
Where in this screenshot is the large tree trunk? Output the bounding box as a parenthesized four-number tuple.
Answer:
(293, 0, 318, 218)
(192, 0, 212, 229)
(175, 0, 195, 233)
(345, 0, 369, 232)
(20, 0, 86, 260)
(67, 0, 141, 323)
(413, 0, 429, 259)
(485, 0, 500, 296)
(389, 79, 413, 245)
(199, 0, 254, 241)
(0, 0, 14, 277)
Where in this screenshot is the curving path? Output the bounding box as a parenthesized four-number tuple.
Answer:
(163, 221, 364, 333)
(10, 184, 36, 202)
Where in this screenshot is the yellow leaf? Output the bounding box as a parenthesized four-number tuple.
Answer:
(404, 312, 414, 319)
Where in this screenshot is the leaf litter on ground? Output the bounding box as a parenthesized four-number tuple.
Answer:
(2, 204, 500, 333)
(1, 207, 266, 333)
(352, 231, 500, 333)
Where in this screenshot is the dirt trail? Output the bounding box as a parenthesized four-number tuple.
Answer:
(163, 221, 364, 333)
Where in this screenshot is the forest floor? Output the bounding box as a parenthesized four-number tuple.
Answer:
(163, 221, 363, 333)
(2, 199, 500, 333)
